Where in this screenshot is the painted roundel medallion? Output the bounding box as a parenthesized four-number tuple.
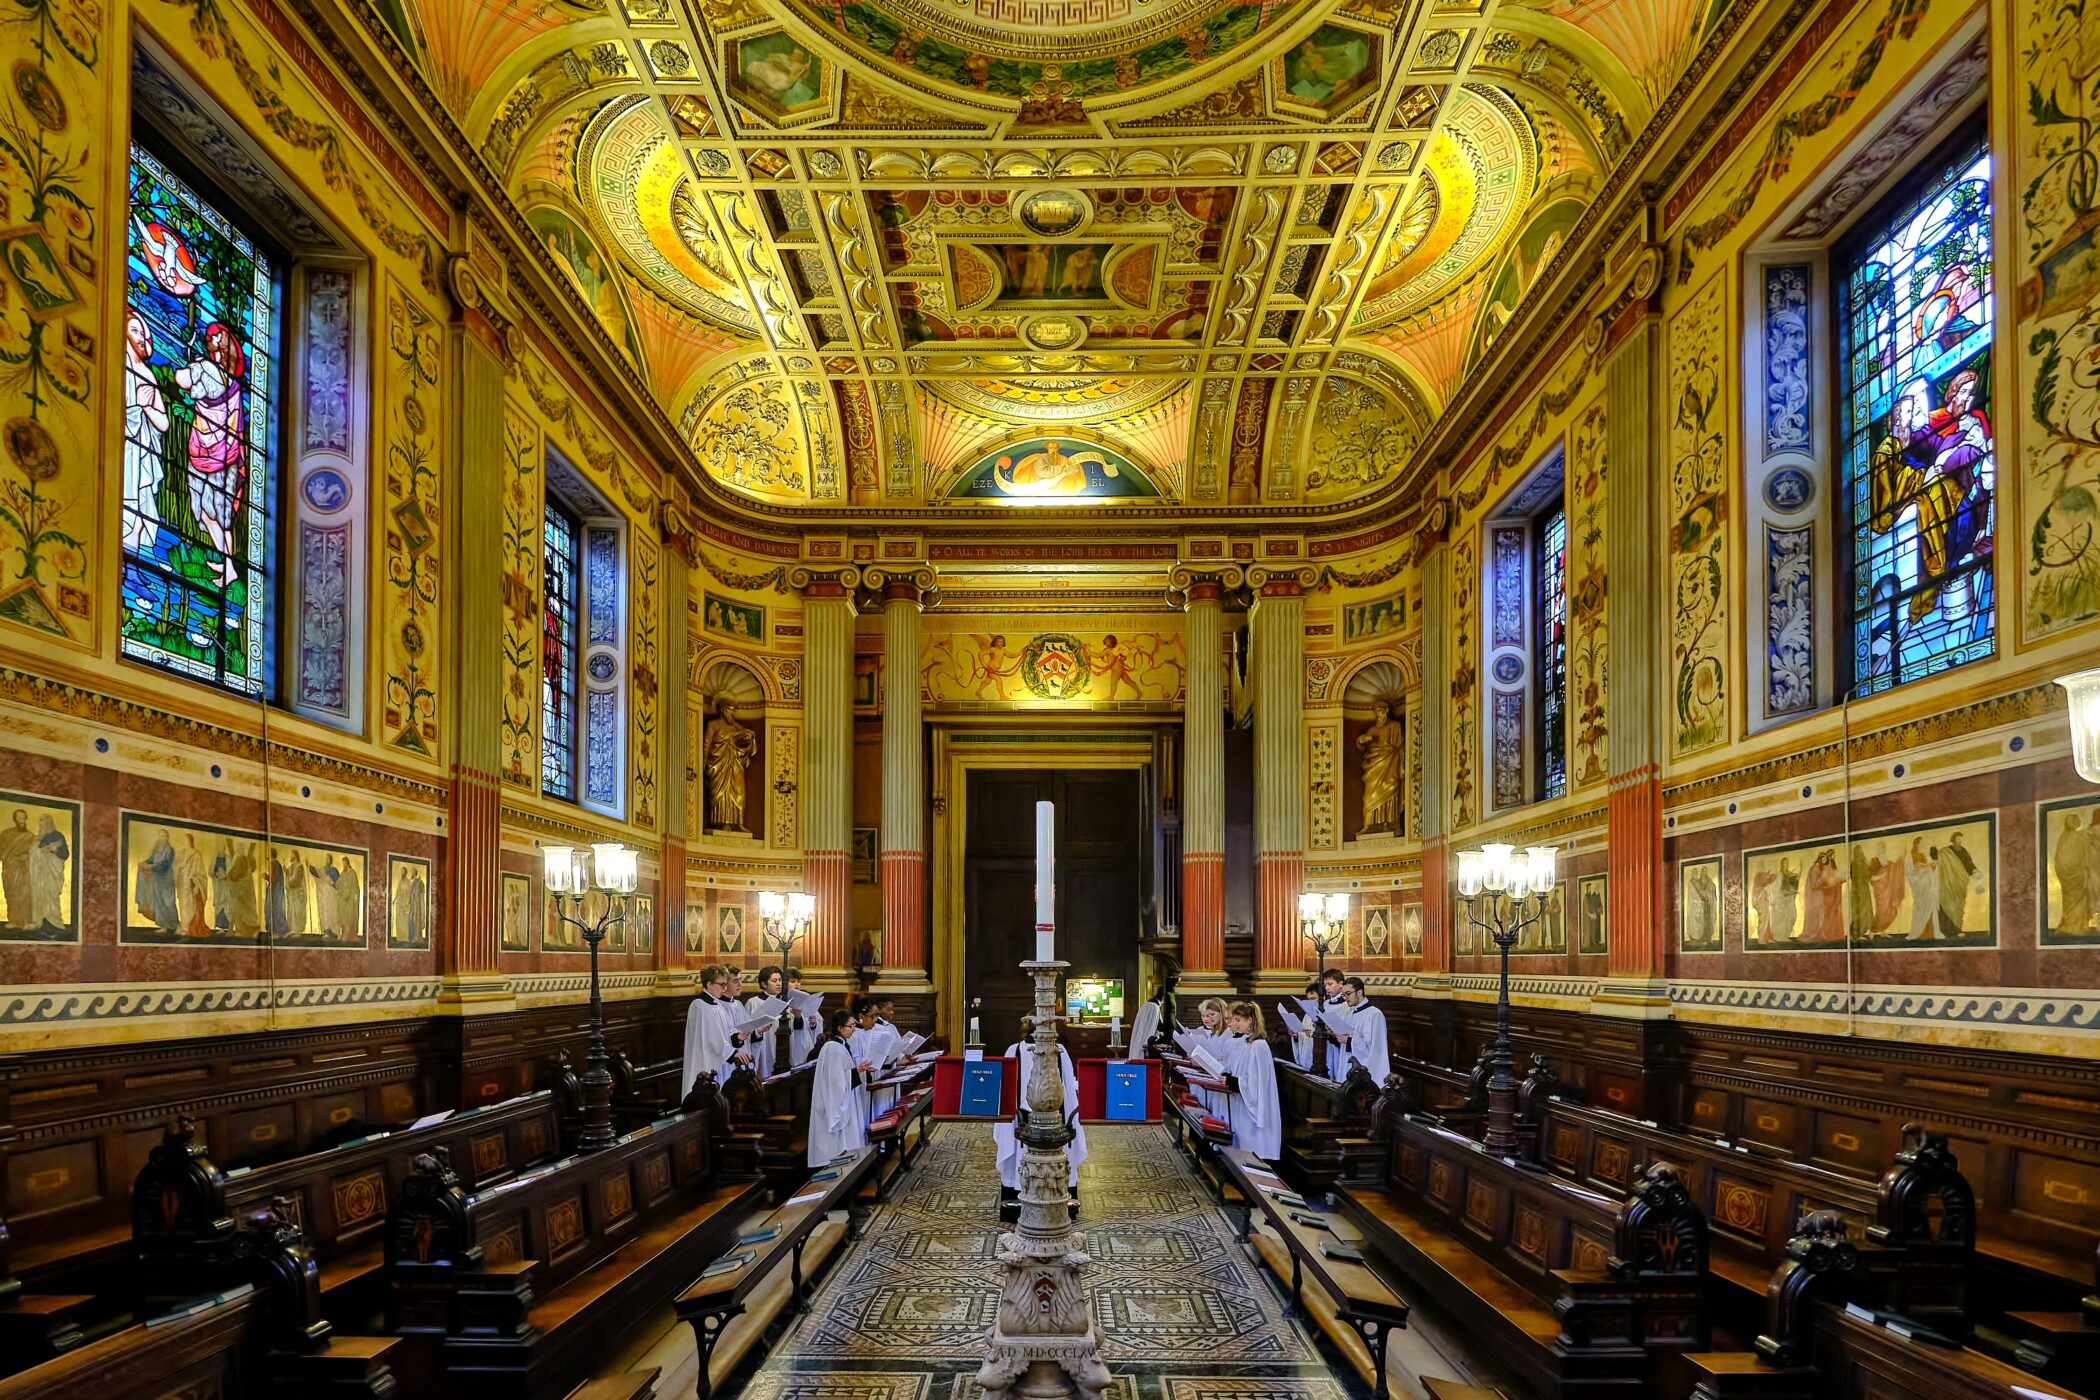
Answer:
(1020, 634, 1092, 699)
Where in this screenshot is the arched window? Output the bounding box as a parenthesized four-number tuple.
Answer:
(1835, 125, 1994, 694)
(540, 452, 626, 814)
(121, 143, 281, 698)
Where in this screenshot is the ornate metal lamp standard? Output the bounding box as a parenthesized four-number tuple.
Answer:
(1453, 842, 1557, 1157)
(759, 890, 814, 1059)
(1297, 891, 1349, 1073)
(543, 842, 639, 1153)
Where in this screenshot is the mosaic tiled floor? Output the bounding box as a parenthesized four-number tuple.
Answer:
(742, 1121, 1516, 1399)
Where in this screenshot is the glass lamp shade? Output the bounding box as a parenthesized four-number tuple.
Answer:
(543, 845, 579, 895)
(1527, 846, 1558, 895)
(759, 890, 785, 920)
(1323, 892, 1350, 923)
(1479, 843, 1516, 893)
(1298, 891, 1324, 922)
(2060, 668, 2100, 785)
(589, 842, 637, 894)
(787, 891, 815, 926)
(1456, 850, 1484, 898)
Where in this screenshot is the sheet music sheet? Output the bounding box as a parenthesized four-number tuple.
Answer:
(1276, 1004, 1303, 1034)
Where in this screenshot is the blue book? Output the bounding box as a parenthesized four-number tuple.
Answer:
(958, 1060, 1004, 1117)
(1104, 1062, 1148, 1121)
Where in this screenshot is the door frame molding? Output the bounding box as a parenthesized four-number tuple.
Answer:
(930, 721, 1159, 1048)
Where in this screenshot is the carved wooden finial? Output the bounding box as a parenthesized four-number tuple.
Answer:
(1869, 1122, 1974, 1251)
(1609, 1161, 1708, 1279)
(1755, 1210, 1859, 1365)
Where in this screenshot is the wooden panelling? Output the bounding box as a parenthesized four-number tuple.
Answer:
(3, 1141, 99, 1223)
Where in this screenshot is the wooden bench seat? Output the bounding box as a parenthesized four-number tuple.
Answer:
(384, 1108, 764, 1400)
(1274, 1060, 1387, 1194)
(676, 1146, 879, 1396)
(1218, 1147, 1410, 1396)
(562, 1368, 660, 1400)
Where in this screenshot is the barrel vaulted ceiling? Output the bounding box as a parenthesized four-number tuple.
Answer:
(374, 0, 1718, 511)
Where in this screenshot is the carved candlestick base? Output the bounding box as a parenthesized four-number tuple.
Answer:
(976, 959, 1112, 1399)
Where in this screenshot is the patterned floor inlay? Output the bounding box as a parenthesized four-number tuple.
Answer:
(743, 1121, 1523, 1397)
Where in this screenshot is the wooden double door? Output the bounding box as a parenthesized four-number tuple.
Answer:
(963, 769, 1144, 1054)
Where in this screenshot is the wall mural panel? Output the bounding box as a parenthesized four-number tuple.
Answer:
(2040, 796, 2100, 947)
(1568, 402, 1608, 789)
(0, 793, 80, 943)
(121, 812, 367, 947)
(922, 629, 1186, 705)
(386, 853, 432, 950)
(499, 405, 539, 788)
(1744, 814, 1996, 950)
(382, 284, 443, 757)
(500, 870, 532, 951)
(1667, 273, 1730, 756)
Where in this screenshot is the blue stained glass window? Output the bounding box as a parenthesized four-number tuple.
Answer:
(121, 143, 279, 697)
(1535, 502, 1568, 801)
(1838, 135, 1995, 694)
(542, 501, 581, 800)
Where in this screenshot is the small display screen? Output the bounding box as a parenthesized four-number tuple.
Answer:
(1065, 979, 1124, 1020)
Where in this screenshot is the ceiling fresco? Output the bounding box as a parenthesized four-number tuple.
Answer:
(377, 0, 1720, 511)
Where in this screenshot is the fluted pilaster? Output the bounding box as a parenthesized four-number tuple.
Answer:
(1180, 577, 1227, 987)
(878, 576, 929, 985)
(1252, 577, 1306, 983)
(801, 576, 857, 973)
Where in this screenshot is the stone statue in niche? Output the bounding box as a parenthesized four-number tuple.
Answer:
(705, 700, 758, 833)
(1357, 700, 1404, 836)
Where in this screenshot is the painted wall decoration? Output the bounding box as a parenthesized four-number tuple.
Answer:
(1678, 856, 1724, 953)
(499, 408, 539, 788)
(0, 793, 79, 943)
(1763, 265, 1811, 457)
(543, 892, 617, 952)
(975, 242, 1115, 306)
(383, 285, 442, 756)
(704, 592, 765, 641)
(1577, 873, 1607, 955)
(526, 206, 642, 369)
(1399, 903, 1423, 958)
(1744, 815, 1997, 950)
(719, 902, 744, 954)
(851, 827, 879, 884)
(947, 438, 1160, 499)
(1362, 904, 1390, 956)
(1765, 526, 1814, 714)
(1514, 882, 1566, 954)
(1469, 198, 1584, 367)
(630, 533, 660, 829)
(1839, 136, 1995, 693)
(1342, 594, 1405, 642)
(922, 629, 1187, 705)
(634, 893, 653, 955)
(386, 854, 431, 950)
(121, 813, 366, 947)
(1668, 275, 1729, 755)
(685, 901, 706, 954)
(2017, 0, 2100, 640)
(1568, 403, 1608, 787)
(500, 871, 532, 951)
(1447, 528, 1478, 829)
(2040, 796, 2100, 946)
(120, 144, 277, 698)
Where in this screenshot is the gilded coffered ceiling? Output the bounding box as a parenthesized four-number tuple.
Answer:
(377, 0, 1716, 511)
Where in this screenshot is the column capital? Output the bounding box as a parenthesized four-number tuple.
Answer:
(863, 565, 937, 607)
(1168, 562, 1245, 603)
(792, 565, 863, 603)
(1249, 564, 1316, 596)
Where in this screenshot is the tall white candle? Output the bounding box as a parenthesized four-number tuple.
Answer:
(1035, 799, 1055, 961)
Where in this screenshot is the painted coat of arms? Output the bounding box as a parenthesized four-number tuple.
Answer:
(1020, 633, 1090, 698)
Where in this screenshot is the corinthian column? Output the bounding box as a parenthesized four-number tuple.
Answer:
(800, 573, 857, 976)
(1175, 569, 1232, 994)
(1251, 572, 1308, 989)
(877, 572, 931, 989)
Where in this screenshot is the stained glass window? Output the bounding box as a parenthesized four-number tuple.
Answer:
(583, 525, 621, 810)
(1838, 133, 1995, 694)
(1535, 501, 1568, 801)
(121, 143, 279, 696)
(542, 501, 581, 800)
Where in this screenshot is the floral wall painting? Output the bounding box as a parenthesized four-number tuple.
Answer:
(1678, 856, 1724, 953)
(1668, 275, 1730, 756)
(500, 871, 532, 951)
(704, 592, 764, 642)
(1766, 525, 1815, 715)
(2017, 0, 2100, 640)
(921, 628, 1186, 705)
(0, 793, 79, 943)
(386, 854, 431, 950)
(718, 902, 744, 954)
(2041, 797, 2100, 946)
(1363, 904, 1391, 956)
(685, 899, 706, 954)
(1744, 815, 1997, 950)
(121, 813, 367, 947)
(1578, 873, 1608, 955)
(1399, 902, 1423, 958)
